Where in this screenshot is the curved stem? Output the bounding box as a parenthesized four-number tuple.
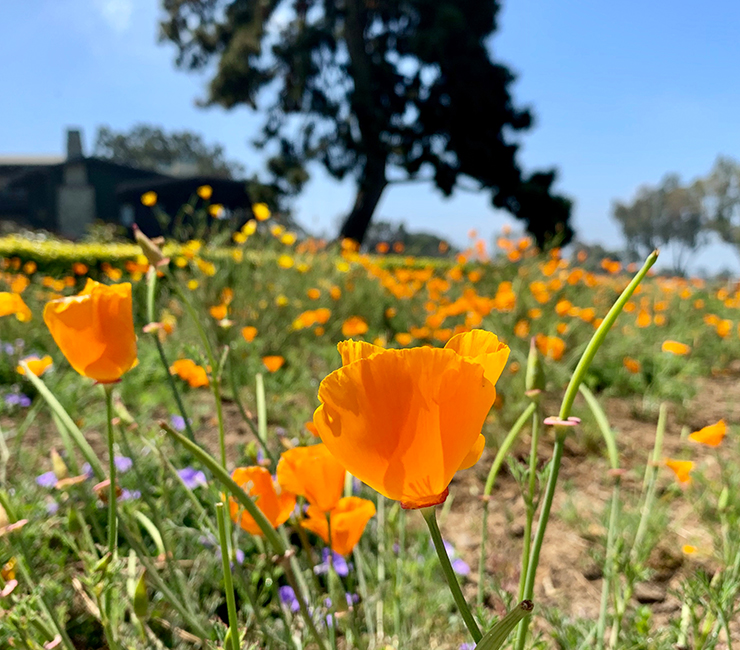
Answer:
(422, 506, 482, 643)
(514, 251, 658, 650)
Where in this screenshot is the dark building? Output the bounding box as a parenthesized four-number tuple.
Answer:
(0, 128, 252, 239)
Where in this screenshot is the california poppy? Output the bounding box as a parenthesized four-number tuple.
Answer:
(689, 420, 726, 447)
(0, 292, 32, 322)
(17, 355, 53, 377)
(229, 466, 295, 535)
(302, 496, 376, 556)
(665, 458, 694, 484)
(241, 326, 258, 342)
(314, 330, 508, 509)
(43, 280, 137, 383)
(262, 356, 285, 373)
(662, 340, 691, 355)
(170, 359, 209, 387)
(277, 444, 346, 512)
(341, 316, 368, 338)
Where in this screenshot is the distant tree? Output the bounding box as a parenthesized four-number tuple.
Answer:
(613, 174, 707, 275)
(94, 124, 245, 178)
(702, 156, 740, 256)
(159, 0, 573, 247)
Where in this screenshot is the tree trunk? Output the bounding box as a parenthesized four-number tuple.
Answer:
(339, 156, 387, 244)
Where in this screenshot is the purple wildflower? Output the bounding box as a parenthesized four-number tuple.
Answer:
(452, 558, 471, 576)
(278, 585, 300, 613)
(119, 489, 141, 501)
(81, 463, 94, 479)
(177, 467, 207, 489)
(314, 548, 350, 577)
(36, 471, 58, 488)
(46, 500, 60, 515)
(114, 456, 133, 473)
(460, 644, 476, 650)
(18, 394, 31, 408)
(170, 414, 187, 432)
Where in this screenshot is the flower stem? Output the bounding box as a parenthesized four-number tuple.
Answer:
(422, 506, 482, 643)
(478, 402, 536, 606)
(216, 503, 241, 650)
(515, 250, 659, 650)
(104, 385, 117, 556)
(518, 404, 541, 602)
(145, 268, 197, 444)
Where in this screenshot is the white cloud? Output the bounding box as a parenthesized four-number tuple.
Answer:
(93, 0, 134, 33)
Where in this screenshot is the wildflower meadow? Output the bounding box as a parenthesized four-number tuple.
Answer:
(1, 197, 740, 650)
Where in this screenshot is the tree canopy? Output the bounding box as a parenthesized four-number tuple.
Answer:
(613, 174, 707, 275)
(159, 0, 573, 246)
(93, 124, 245, 178)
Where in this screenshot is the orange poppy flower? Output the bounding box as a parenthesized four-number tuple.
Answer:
(302, 496, 376, 556)
(341, 316, 368, 337)
(662, 340, 691, 355)
(307, 288, 321, 300)
(0, 292, 32, 322)
(262, 355, 285, 372)
(329, 286, 342, 300)
(313, 330, 509, 509)
(229, 467, 296, 535)
(623, 357, 641, 374)
(209, 304, 228, 320)
(277, 444, 346, 512)
(170, 359, 209, 387)
(17, 355, 53, 377)
(241, 326, 258, 342)
(43, 280, 137, 383)
(665, 458, 693, 484)
(689, 420, 726, 447)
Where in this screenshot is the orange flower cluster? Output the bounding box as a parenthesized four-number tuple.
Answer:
(170, 359, 209, 387)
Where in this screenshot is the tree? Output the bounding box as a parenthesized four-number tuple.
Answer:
(702, 156, 740, 255)
(613, 174, 707, 275)
(159, 0, 573, 247)
(94, 124, 245, 178)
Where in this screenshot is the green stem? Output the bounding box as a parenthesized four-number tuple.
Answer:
(0, 492, 77, 650)
(170, 278, 226, 466)
(19, 362, 104, 480)
(422, 506, 482, 643)
(518, 405, 541, 602)
(216, 503, 241, 650)
(514, 250, 658, 650)
(478, 402, 536, 606)
(161, 421, 327, 650)
(630, 402, 667, 564)
(105, 385, 117, 556)
(146, 266, 197, 443)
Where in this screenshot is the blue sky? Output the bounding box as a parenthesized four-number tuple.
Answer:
(3, 0, 740, 272)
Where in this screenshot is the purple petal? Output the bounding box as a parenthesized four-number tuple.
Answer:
(36, 471, 58, 488)
(177, 467, 207, 489)
(452, 558, 470, 576)
(114, 456, 133, 473)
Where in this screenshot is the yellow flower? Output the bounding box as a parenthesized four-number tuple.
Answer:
(197, 185, 213, 200)
(662, 340, 691, 355)
(253, 203, 271, 221)
(141, 191, 157, 206)
(17, 355, 53, 377)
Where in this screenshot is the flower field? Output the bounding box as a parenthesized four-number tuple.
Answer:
(1, 212, 739, 649)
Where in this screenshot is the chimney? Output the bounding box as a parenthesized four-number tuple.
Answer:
(66, 128, 84, 160)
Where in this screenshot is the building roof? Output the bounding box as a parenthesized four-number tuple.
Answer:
(0, 155, 65, 166)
